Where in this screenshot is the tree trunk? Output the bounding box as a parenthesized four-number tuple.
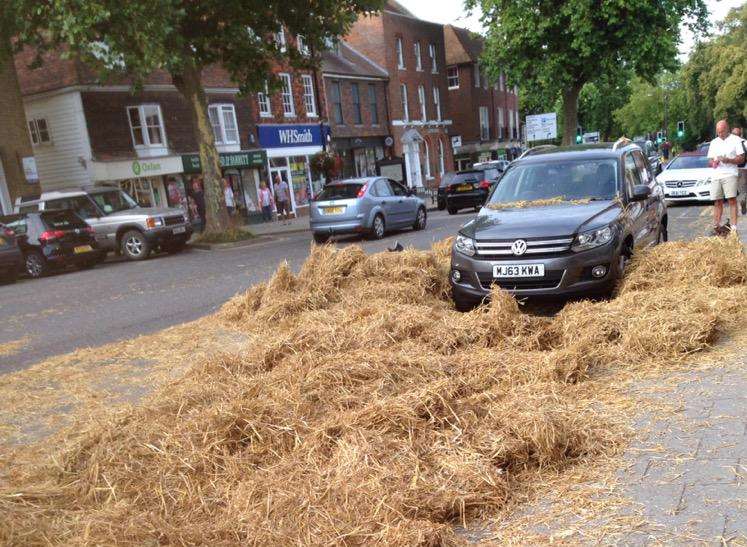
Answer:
(561, 83, 583, 146)
(173, 59, 229, 235)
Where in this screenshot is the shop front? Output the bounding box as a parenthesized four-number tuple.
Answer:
(181, 149, 267, 224)
(257, 124, 330, 217)
(332, 136, 386, 179)
(91, 156, 184, 210)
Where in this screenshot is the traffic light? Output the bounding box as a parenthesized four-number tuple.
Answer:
(677, 120, 685, 139)
(575, 127, 582, 144)
(656, 131, 664, 144)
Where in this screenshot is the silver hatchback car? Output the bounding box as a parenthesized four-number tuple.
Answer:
(310, 177, 427, 243)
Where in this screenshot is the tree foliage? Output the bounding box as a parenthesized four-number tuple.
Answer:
(5, 0, 382, 233)
(468, 0, 708, 144)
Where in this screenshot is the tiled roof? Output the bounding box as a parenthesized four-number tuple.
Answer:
(444, 25, 484, 66)
(321, 42, 388, 79)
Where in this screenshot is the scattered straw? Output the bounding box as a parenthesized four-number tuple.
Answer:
(485, 196, 593, 210)
(1, 235, 746, 544)
(0, 338, 28, 358)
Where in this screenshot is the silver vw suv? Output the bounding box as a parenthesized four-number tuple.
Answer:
(15, 186, 192, 260)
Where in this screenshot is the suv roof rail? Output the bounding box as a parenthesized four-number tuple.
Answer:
(613, 137, 632, 150)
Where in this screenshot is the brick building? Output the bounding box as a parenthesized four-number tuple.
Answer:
(346, 1, 453, 189)
(13, 34, 329, 221)
(443, 25, 521, 171)
(321, 41, 390, 179)
(0, 38, 37, 213)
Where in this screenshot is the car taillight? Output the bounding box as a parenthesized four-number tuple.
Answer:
(39, 230, 65, 242)
(2, 227, 13, 237)
(84, 226, 95, 235)
(447, 184, 455, 192)
(479, 180, 490, 190)
(357, 183, 368, 198)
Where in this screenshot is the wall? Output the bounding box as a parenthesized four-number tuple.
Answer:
(323, 77, 389, 138)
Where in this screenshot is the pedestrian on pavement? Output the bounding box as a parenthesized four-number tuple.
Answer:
(707, 120, 746, 234)
(258, 181, 274, 223)
(223, 178, 236, 216)
(190, 177, 206, 232)
(732, 127, 747, 215)
(274, 174, 292, 225)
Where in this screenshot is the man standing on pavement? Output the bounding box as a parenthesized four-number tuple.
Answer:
(732, 127, 747, 214)
(707, 120, 745, 234)
(274, 174, 292, 225)
(223, 178, 236, 216)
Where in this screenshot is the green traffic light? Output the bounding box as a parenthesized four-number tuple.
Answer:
(677, 131, 684, 138)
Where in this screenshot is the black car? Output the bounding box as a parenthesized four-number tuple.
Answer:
(0, 210, 105, 278)
(450, 140, 667, 309)
(438, 168, 503, 214)
(633, 140, 662, 175)
(0, 224, 23, 283)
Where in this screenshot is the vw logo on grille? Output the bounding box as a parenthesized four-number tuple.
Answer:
(677, 181, 683, 188)
(511, 239, 528, 256)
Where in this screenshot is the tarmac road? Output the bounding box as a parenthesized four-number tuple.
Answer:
(0, 203, 715, 374)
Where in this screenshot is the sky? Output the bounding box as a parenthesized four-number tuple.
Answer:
(397, 0, 745, 60)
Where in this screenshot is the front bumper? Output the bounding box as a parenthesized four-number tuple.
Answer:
(144, 225, 193, 245)
(664, 189, 712, 202)
(310, 219, 366, 236)
(450, 242, 619, 300)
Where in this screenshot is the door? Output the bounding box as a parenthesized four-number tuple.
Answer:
(388, 179, 416, 226)
(633, 150, 660, 244)
(370, 179, 395, 225)
(623, 153, 649, 247)
(405, 142, 423, 188)
(269, 157, 294, 216)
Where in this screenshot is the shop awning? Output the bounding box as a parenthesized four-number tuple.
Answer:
(181, 150, 267, 174)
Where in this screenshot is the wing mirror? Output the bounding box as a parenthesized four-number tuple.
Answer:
(630, 185, 651, 202)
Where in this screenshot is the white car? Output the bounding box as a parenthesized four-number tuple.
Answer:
(656, 152, 713, 202)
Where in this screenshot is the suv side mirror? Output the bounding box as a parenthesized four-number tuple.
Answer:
(630, 184, 651, 201)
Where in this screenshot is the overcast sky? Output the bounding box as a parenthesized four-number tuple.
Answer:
(397, 0, 744, 60)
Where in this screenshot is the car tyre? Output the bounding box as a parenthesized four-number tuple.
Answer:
(25, 251, 48, 278)
(368, 214, 385, 240)
(313, 233, 331, 244)
(437, 199, 446, 211)
(447, 206, 458, 215)
(121, 230, 151, 261)
(656, 221, 668, 244)
(453, 296, 478, 312)
(413, 207, 427, 231)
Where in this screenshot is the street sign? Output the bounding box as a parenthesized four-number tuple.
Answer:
(451, 135, 462, 148)
(525, 113, 557, 142)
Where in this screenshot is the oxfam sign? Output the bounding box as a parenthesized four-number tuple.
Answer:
(131, 160, 163, 176)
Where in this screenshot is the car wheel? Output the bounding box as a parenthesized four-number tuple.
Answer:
(25, 251, 47, 278)
(437, 199, 446, 211)
(453, 296, 478, 312)
(369, 214, 385, 240)
(313, 233, 330, 244)
(656, 221, 668, 244)
(447, 206, 458, 215)
(121, 230, 151, 261)
(616, 241, 633, 279)
(413, 207, 427, 231)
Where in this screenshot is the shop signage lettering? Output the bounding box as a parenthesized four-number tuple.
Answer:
(181, 150, 267, 174)
(257, 124, 329, 149)
(132, 160, 162, 176)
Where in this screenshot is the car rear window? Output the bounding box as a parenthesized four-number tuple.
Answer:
(443, 172, 481, 186)
(315, 184, 363, 201)
(41, 211, 88, 230)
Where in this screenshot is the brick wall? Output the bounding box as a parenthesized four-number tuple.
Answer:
(82, 91, 254, 160)
(1, 39, 37, 205)
(323, 77, 389, 138)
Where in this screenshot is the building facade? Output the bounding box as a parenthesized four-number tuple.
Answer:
(443, 25, 521, 171)
(346, 1, 454, 189)
(321, 41, 390, 179)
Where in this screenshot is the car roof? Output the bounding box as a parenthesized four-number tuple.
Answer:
(515, 143, 632, 164)
(331, 177, 380, 185)
(677, 150, 707, 157)
(18, 185, 120, 203)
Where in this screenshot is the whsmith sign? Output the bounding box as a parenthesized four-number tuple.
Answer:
(257, 124, 329, 149)
(181, 150, 267, 174)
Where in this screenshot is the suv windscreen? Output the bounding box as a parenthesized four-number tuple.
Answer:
(41, 211, 88, 230)
(667, 155, 709, 169)
(489, 159, 619, 203)
(90, 190, 138, 214)
(315, 184, 363, 201)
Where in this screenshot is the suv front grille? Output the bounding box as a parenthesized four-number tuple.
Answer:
(477, 270, 564, 290)
(164, 215, 185, 226)
(475, 237, 572, 259)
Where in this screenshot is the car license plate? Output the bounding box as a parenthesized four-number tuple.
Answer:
(74, 245, 93, 254)
(458, 184, 473, 192)
(324, 206, 345, 214)
(669, 189, 688, 197)
(173, 226, 187, 234)
(493, 263, 545, 278)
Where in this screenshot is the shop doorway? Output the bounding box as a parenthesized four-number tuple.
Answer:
(269, 157, 295, 217)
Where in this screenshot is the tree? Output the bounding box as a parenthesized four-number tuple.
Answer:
(578, 69, 632, 141)
(468, 0, 708, 145)
(9, 0, 382, 235)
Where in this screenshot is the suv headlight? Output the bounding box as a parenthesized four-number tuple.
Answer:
(572, 225, 614, 252)
(455, 234, 476, 257)
(145, 217, 164, 229)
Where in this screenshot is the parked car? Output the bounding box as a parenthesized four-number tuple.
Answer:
(438, 168, 502, 214)
(310, 177, 427, 243)
(473, 159, 510, 173)
(0, 223, 23, 283)
(449, 140, 667, 310)
(657, 151, 712, 202)
(633, 139, 662, 176)
(697, 142, 710, 153)
(0, 211, 104, 278)
(15, 186, 192, 260)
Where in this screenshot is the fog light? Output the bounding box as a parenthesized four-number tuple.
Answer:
(591, 265, 607, 278)
(451, 269, 462, 283)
